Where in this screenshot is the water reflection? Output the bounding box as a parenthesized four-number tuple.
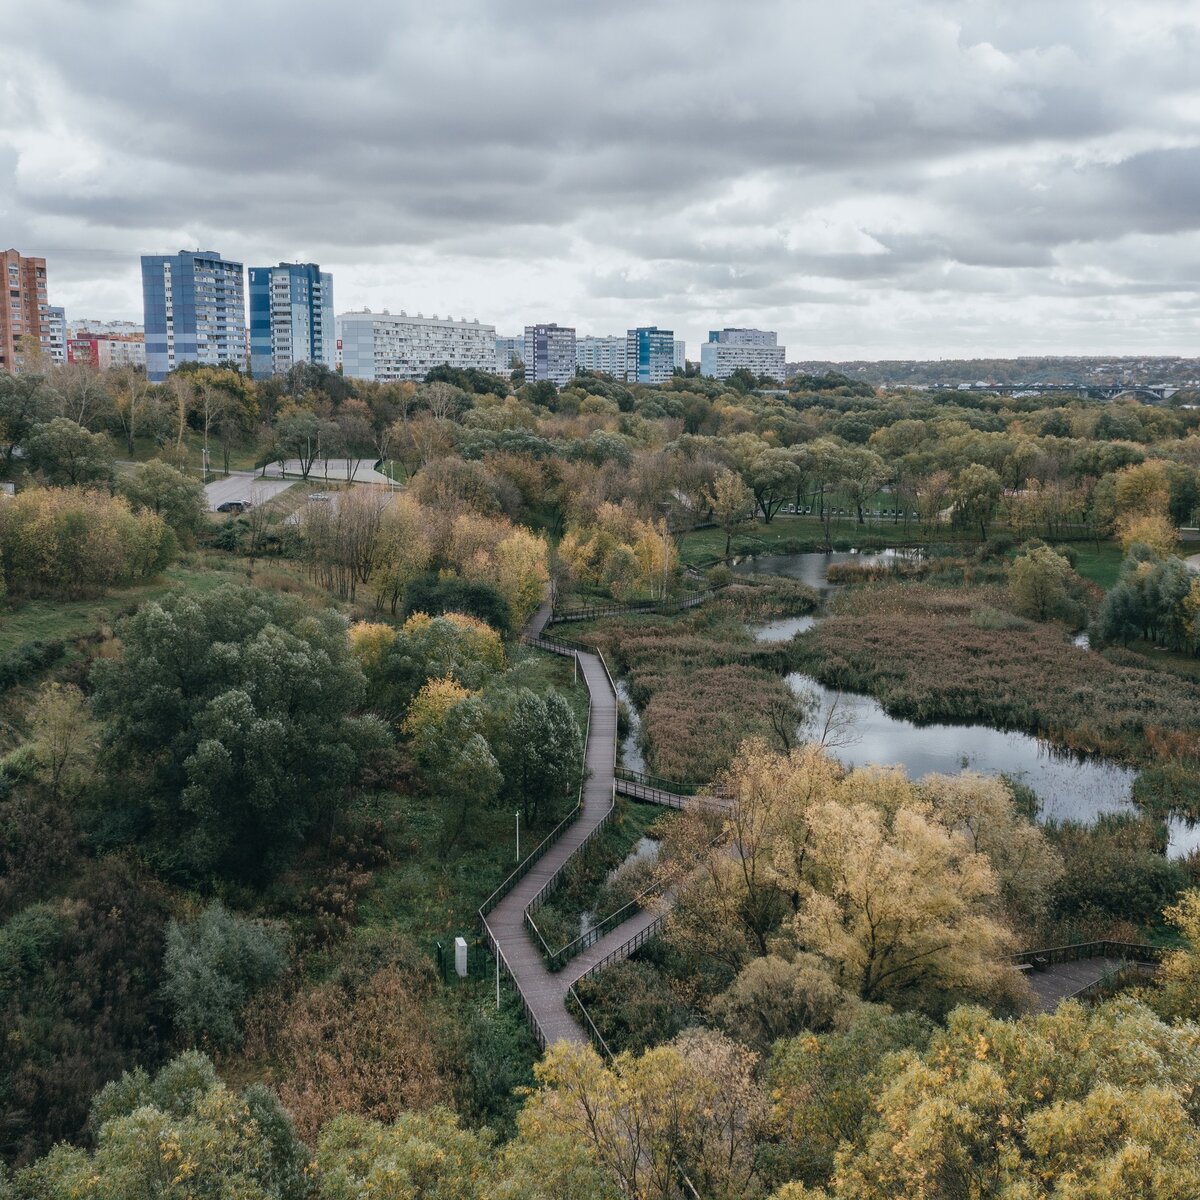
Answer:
(786, 672, 1200, 859)
(613, 678, 646, 773)
(732, 548, 919, 591)
(753, 614, 818, 642)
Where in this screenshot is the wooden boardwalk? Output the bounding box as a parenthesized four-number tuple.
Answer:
(481, 601, 720, 1048)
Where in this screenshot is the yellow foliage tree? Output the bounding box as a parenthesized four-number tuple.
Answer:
(1116, 510, 1178, 557)
(347, 621, 396, 672)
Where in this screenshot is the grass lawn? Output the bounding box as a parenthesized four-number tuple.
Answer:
(1070, 542, 1126, 590)
(0, 553, 318, 656)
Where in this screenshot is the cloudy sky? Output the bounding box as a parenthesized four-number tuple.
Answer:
(3, 0, 1199, 358)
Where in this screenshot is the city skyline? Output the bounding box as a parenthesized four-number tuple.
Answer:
(3, 3, 1199, 359)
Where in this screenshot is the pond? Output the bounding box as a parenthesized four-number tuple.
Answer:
(732, 548, 920, 592)
(733, 547, 1200, 857)
(753, 614, 818, 642)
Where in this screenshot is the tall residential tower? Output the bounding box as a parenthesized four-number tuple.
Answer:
(248, 262, 335, 379)
(523, 323, 576, 388)
(141, 250, 246, 381)
(0, 250, 51, 374)
(625, 326, 675, 385)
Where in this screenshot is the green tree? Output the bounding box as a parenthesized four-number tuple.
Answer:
(14, 1052, 308, 1200)
(0, 372, 48, 468)
(25, 417, 114, 486)
(746, 448, 801, 524)
(118, 458, 207, 540)
(162, 902, 289, 1049)
(492, 688, 584, 826)
(836, 447, 888, 526)
(90, 585, 390, 883)
(950, 462, 1003, 539)
(1007, 543, 1077, 621)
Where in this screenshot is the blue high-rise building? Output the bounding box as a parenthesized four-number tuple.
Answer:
(624, 326, 675, 384)
(248, 262, 335, 379)
(141, 250, 245, 381)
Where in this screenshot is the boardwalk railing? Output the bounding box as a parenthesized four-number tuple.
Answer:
(552, 589, 714, 623)
(1011, 940, 1164, 969)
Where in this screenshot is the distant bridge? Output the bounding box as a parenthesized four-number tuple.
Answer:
(917, 382, 1182, 402)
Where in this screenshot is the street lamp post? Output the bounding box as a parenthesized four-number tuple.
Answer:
(515, 811, 521, 863)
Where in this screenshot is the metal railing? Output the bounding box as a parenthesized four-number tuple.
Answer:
(573, 913, 670, 982)
(552, 589, 714, 623)
(1011, 940, 1164, 969)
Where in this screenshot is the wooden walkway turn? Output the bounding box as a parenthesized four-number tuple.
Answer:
(480, 601, 723, 1048)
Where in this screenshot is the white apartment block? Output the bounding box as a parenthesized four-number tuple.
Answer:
(575, 335, 627, 378)
(700, 328, 787, 380)
(338, 309, 497, 382)
(68, 318, 144, 338)
(47, 307, 66, 365)
(673, 339, 686, 370)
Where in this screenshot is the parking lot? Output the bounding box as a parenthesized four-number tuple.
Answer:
(204, 474, 293, 513)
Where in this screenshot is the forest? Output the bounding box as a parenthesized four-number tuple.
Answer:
(2, 355, 1200, 1197)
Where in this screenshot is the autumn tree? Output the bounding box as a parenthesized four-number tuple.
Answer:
(28, 682, 97, 800)
(950, 463, 1003, 539)
(1007, 543, 1080, 622)
(793, 800, 1013, 1005)
(118, 457, 207, 540)
(706, 468, 756, 555)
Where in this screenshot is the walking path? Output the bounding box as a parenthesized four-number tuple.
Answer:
(480, 600, 724, 1048)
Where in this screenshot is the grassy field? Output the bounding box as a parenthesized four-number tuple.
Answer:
(1070, 542, 1126, 590)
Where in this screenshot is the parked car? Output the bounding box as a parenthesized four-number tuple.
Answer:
(216, 500, 251, 514)
(308, 492, 332, 502)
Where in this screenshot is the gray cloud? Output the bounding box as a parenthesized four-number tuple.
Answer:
(2, 0, 1199, 356)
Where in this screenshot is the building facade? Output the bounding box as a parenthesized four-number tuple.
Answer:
(68, 333, 146, 370)
(673, 339, 686, 371)
(495, 335, 523, 373)
(0, 250, 52, 374)
(338, 310, 497, 382)
(141, 250, 246, 381)
(700, 328, 787, 381)
(625, 326, 675, 385)
(46, 307, 67, 365)
(248, 262, 335, 379)
(68, 318, 144, 338)
(575, 335, 627, 377)
(523, 323, 576, 388)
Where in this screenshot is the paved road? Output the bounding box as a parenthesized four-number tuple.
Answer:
(204, 475, 292, 512)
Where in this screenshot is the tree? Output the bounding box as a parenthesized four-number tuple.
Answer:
(118, 458, 207, 540)
(746, 448, 801, 524)
(1116, 510, 1178, 557)
(13, 1052, 308, 1200)
(162, 902, 289, 1049)
(492, 688, 583, 826)
(274, 404, 322, 478)
(524, 1032, 770, 1200)
(0, 371, 48, 467)
(793, 801, 1012, 1005)
(950, 463, 1002, 539)
(705, 468, 756, 555)
(0, 488, 175, 599)
(28, 682, 96, 801)
(109, 368, 169, 457)
(490, 526, 550, 629)
(304, 486, 392, 601)
(25, 417, 114, 486)
(809, 1000, 1200, 1199)
(1007, 543, 1077, 621)
(837, 447, 888, 526)
(90, 585, 390, 883)
(1151, 889, 1200, 1021)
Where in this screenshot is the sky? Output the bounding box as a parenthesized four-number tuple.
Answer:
(2, 0, 1199, 360)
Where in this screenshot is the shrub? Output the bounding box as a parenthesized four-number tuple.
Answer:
(0, 640, 64, 689)
(0, 487, 175, 598)
(162, 902, 290, 1049)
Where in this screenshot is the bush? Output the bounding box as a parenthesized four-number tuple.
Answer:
(402, 573, 513, 638)
(0, 640, 64, 689)
(162, 902, 290, 1049)
(0, 487, 175, 598)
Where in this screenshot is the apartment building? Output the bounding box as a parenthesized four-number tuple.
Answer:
(68, 332, 147, 370)
(523, 323, 576, 388)
(338, 309, 497, 381)
(673, 339, 686, 371)
(575, 334, 627, 377)
(700, 328, 787, 380)
(625, 326, 675, 385)
(0, 250, 52, 374)
(495, 334, 523, 373)
(248, 261, 335, 378)
(141, 250, 246, 381)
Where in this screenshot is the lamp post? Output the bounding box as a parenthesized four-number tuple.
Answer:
(515, 811, 521, 863)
